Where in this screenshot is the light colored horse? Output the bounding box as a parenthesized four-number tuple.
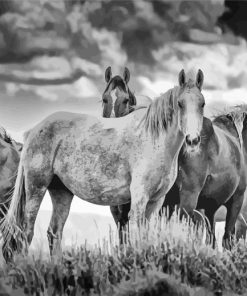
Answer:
(103, 68, 206, 243)
(1, 69, 205, 260)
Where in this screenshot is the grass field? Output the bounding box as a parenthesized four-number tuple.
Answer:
(0, 212, 246, 296)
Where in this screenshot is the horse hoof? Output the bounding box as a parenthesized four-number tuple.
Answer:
(222, 238, 232, 251)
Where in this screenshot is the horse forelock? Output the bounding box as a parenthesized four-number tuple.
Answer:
(186, 69, 196, 80)
(185, 79, 197, 90)
(182, 70, 201, 91)
(103, 75, 128, 95)
(143, 87, 178, 140)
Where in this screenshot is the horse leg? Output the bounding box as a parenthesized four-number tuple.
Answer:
(24, 183, 48, 248)
(223, 189, 245, 250)
(145, 198, 165, 221)
(128, 181, 149, 240)
(47, 176, 73, 256)
(203, 199, 220, 248)
(235, 217, 247, 241)
(110, 203, 130, 245)
(235, 191, 247, 241)
(179, 190, 199, 220)
(159, 183, 180, 219)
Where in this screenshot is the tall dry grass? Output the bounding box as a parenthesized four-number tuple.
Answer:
(0, 211, 246, 296)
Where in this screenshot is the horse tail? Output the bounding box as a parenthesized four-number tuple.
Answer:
(0, 155, 26, 253)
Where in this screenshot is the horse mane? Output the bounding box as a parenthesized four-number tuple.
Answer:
(213, 104, 247, 145)
(213, 104, 247, 124)
(0, 126, 14, 145)
(143, 86, 179, 140)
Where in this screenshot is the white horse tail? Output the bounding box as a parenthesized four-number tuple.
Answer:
(0, 155, 26, 252)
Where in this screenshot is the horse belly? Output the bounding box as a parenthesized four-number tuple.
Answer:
(200, 173, 238, 205)
(54, 150, 131, 206)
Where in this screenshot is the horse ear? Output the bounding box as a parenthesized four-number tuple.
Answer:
(196, 69, 204, 90)
(105, 66, 112, 83)
(123, 67, 130, 84)
(178, 69, 186, 87)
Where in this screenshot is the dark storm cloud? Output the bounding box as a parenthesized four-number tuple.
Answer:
(218, 0, 247, 40)
(0, 0, 229, 68)
(88, 0, 226, 65)
(0, 0, 246, 105)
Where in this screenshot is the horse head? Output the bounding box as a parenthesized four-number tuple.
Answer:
(102, 66, 136, 118)
(177, 69, 205, 153)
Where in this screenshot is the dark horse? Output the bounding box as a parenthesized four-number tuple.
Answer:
(102, 66, 152, 242)
(163, 106, 247, 249)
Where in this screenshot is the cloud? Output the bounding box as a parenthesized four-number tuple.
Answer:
(151, 40, 247, 91)
(30, 56, 72, 76)
(73, 76, 100, 99)
(91, 28, 127, 70)
(71, 57, 102, 77)
(137, 76, 174, 98)
(5, 75, 100, 102)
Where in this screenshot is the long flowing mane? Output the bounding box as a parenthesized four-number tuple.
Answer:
(213, 104, 247, 145)
(143, 86, 179, 140)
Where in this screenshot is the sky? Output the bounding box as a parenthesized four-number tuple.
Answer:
(1, 0, 247, 217)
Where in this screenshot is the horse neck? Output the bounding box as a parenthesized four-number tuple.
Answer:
(146, 116, 184, 157)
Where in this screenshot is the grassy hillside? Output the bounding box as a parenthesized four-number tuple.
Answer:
(0, 213, 247, 296)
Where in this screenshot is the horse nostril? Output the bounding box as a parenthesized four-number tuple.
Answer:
(186, 135, 200, 146)
(185, 135, 192, 146)
(192, 136, 201, 146)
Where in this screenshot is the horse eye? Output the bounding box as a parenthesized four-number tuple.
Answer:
(201, 102, 205, 108)
(103, 98, 108, 103)
(123, 98, 129, 104)
(178, 101, 183, 108)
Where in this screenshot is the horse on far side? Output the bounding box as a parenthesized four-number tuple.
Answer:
(102, 66, 152, 118)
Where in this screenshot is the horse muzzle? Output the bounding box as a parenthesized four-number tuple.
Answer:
(185, 135, 201, 153)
